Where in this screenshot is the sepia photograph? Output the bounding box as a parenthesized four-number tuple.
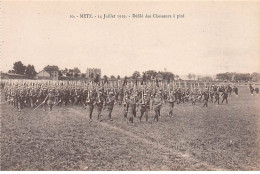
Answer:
(1, 0, 260, 171)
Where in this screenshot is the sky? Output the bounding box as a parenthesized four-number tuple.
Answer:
(1, 1, 260, 77)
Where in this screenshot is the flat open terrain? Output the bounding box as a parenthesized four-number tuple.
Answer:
(1, 85, 260, 170)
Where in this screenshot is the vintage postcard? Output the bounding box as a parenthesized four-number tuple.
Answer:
(1, 0, 260, 171)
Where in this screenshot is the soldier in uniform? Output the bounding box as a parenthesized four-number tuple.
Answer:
(25, 87, 30, 107)
(233, 86, 238, 96)
(167, 91, 175, 117)
(152, 93, 163, 122)
(221, 89, 229, 104)
(42, 88, 48, 111)
(140, 93, 150, 122)
(176, 88, 182, 104)
(123, 95, 129, 121)
(127, 95, 137, 125)
(16, 88, 23, 111)
(202, 88, 209, 107)
(63, 87, 70, 106)
(190, 90, 197, 105)
(227, 85, 232, 96)
(214, 89, 220, 105)
(74, 88, 82, 105)
(118, 88, 124, 106)
(249, 84, 254, 95)
(209, 90, 214, 103)
(86, 89, 96, 122)
(255, 86, 259, 95)
(44, 89, 55, 111)
(29, 87, 37, 108)
(95, 90, 105, 121)
(20, 88, 26, 110)
(105, 92, 115, 121)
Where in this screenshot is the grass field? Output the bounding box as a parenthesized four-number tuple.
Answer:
(1, 85, 260, 170)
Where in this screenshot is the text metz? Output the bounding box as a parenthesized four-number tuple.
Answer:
(80, 14, 93, 18)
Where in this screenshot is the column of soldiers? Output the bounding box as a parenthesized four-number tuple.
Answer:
(2, 79, 254, 124)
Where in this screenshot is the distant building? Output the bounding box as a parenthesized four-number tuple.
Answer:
(35, 65, 59, 80)
(44, 65, 59, 80)
(35, 70, 51, 80)
(86, 68, 101, 78)
(0, 72, 27, 79)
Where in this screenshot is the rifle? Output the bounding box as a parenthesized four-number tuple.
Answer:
(33, 95, 48, 111)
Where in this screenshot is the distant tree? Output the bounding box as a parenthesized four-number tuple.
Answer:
(234, 73, 252, 82)
(73, 67, 81, 74)
(216, 73, 231, 81)
(117, 75, 121, 80)
(192, 74, 196, 80)
(175, 75, 179, 81)
(58, 70, 62, 77)
(103, 75, 108, 84)
(216, 72, 251, 82)
(81, 73, 86, 78)
(187, 73, 192, 80)
(141, 72, 146, 84)
(74, 73, 79, 78)
(251, 72, 260, 82)
(132, 71, 141, 79)
(25, 64, 36, 78)
(199, 76, 213, 82)
(90, 72, 94, 79)
(8, 70, 15, 73)
(13, 61, 26, 75)
(110, 75, 116, 80)
(144, 70, 158, 80)
(123, 76, 128, 86)
(156, 73, 163, 80)
(66, 72, 73, 77)
(158, 71, 175, 81)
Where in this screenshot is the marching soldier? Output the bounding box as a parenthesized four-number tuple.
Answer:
(63, 87, 70, 106)
(105, 92, 115, 121)
(44, 89, 55, 111)
(255, 86, 259, 95)
(233, 86, 238, 96)
(214, 89, 220, 105)
(249, 84, 254, 95)
(123, 95, 129, 121)
(167, 91, 175, 117)
(86, 89, 96, 122)
(190, 90, 197, 105)
(209, 90, 214, 103)
(29, 87, 37, 108)
(202, 88, 209, 107)
(127, 95, 137, 125)
(25, 87, 30, 107)
(140, 93, 150, 122)
(152, 93, 163, 122)
(227, 85, 232, 96)
(221, 89, 228, 104)
(95, 90, 105, 121)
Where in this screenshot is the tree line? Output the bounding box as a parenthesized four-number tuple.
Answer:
(7, 61, 260, 82)
(216, 72, 260, 82)
(8, 61, 36, 78)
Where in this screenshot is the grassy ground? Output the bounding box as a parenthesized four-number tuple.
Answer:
(1, 85, 259, 170)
